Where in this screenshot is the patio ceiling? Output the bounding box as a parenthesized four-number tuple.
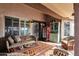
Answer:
(42, 3, 74, 19)
(25, 3, 63, 19)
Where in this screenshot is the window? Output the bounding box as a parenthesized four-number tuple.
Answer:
(5, 16, 30, 36)
(20, 21, 30, 36)
(25, 21, 30, 35)
(50, 21, 58, 33)
(5, 16, 19, 36)
(64, 22, 70, 36)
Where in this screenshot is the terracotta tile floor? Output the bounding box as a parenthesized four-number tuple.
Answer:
(40, 41, 74, 56)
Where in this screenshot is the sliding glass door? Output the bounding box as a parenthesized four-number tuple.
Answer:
(32, 21, 47, 41)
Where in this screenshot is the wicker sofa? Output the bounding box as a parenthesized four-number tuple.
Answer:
(0, 35, 37, 54)
(6, 35, 37, 53)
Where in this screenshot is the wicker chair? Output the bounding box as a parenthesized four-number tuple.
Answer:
(53, 48, 69, 56)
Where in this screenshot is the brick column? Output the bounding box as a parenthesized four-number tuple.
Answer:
(74, 3, 79, 56)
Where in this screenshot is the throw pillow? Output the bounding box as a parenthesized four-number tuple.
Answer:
(8, 37, 14, 45)
(15, 36, 21, 42)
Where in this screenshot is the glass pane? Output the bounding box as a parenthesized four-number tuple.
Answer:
(13, 19, 19, 27)
(20, 27, 25, 36)
(25, 23, 30, 35)
(64, 22, 70, 36)
(5, 16, 12, 27)
(12, 27, 19, 35)
(21, 21, 24, 27)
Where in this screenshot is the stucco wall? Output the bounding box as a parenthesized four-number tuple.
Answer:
(0, 4, 44, 20)
(0, 15, 5, 37)
(0, 4, 45, 37)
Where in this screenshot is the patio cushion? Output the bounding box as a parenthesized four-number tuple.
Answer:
(15, 36, 21, 42)
(8, 37, 14, 45)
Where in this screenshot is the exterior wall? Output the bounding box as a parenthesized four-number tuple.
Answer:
(0, 4, 45, 37)
(0, 15, 5, 37)
(0, 4, 44, 21)
(61, 19, 74, 40)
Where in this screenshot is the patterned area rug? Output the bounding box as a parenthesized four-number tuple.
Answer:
(22, 41, 53, 56)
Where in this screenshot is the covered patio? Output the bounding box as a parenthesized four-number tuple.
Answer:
(0, 3, 76, 56)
